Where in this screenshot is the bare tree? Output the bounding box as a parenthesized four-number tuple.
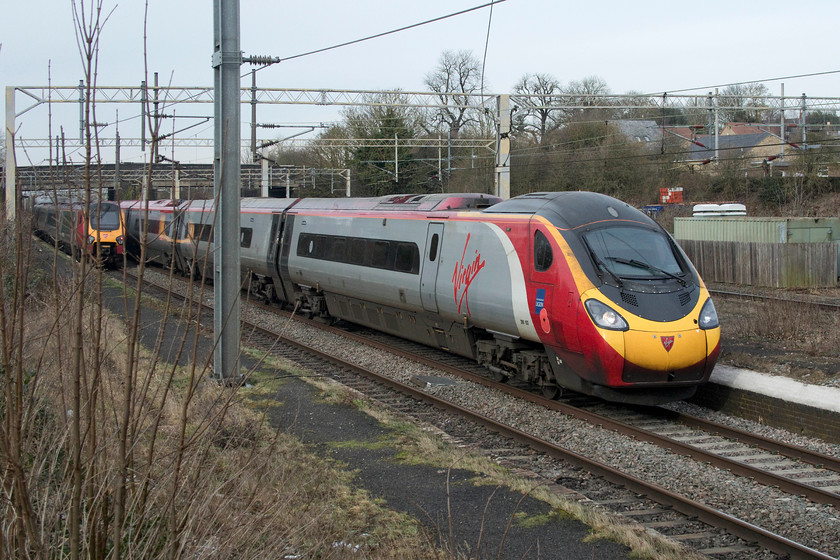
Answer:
(561, 75, 612, 122)
(309, 124, 352, 170)
(512, 73, 562, 144)
(424, 50, 483, 139)
(339, 92, 428, 194)
(718, 83, 772, 123)
(615, 90, 660, 121)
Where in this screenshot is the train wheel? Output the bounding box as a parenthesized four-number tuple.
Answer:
(541, 385, 562, 400)
(488, 368, 507, 383)
(186, 261, 199, 281)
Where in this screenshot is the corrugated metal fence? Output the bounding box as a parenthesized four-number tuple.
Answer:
(676, 240, 839, 288)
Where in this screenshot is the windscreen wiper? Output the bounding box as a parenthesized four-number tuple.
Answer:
(606, 257, 686, 286)
(581, 238, 623, 288)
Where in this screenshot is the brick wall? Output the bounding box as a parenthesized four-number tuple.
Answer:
(690, 383, 840, 444)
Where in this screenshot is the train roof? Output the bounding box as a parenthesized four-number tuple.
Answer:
(290, 193, 501, 213)
(485, 191, 656, 230)
(121, 199, 182, 211)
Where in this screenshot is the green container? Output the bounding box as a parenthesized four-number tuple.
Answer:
(674, 217, 840, 267)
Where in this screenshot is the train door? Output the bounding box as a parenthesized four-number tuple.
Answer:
(268, 210, 293, 304)
(529, 219, 581, 352)
(529, 221, 554, 339)
(420, 223, 444, 313)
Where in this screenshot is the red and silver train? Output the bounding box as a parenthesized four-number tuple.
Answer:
(33, 196, 126, 267)
(122, 191, 721, 405)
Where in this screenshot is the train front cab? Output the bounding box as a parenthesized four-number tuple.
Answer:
(527, 196, 721, 405)
(87, 201, 125, 266)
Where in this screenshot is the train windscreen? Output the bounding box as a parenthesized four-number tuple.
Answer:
(91, 203, 122, 231)
(583, 227, 684, 280)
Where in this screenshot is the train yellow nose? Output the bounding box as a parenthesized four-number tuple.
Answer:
(623, 328, 708, 371)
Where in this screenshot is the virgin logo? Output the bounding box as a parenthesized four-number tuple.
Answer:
(451, 233, 485, 316)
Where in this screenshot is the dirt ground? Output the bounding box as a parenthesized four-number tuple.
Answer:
(710, 283, 840, 387)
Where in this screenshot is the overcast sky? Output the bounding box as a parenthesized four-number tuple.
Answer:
(4, 0, 840, 165)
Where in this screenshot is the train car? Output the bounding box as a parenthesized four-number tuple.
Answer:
(274, 191, 719, 405)
(121, 199, 189, 270)
(122, 191, 720, 405)
(34, 197, 125, 267)
(239, 198, 299, 302)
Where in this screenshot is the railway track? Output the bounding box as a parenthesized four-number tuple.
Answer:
(123, 267, 840, 559)
(708, 287, 840, 311)
(330, 324, 840, 505)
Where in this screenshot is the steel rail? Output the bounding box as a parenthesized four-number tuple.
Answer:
(123, 268, 837, 559)
(668, 409, 840, 474)
(239, 311, 837, 560)
(318, 322, 840, 506)
(709, 288, 840, 311)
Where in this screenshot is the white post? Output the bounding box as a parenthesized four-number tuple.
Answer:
(261, 157, 269, 197)
(495, 94, 511, 200)
(780, 83, 786, 161)
(714, 88, 719, 164)
(5, 87, 16, 219)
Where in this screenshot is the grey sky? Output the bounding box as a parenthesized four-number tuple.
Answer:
(3, 0, 840, 164)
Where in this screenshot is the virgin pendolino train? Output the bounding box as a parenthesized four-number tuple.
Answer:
(122, 191, 721, 405)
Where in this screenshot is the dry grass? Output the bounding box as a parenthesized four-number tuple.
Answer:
(715, 291, 840, 383)
(717, 294, 840, 355)
(1, 220, 452, 559)
(303, 375, 705, 560)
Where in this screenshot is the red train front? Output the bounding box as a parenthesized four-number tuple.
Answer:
(33, 198, 125, 267)
(480, 191, 720, 404)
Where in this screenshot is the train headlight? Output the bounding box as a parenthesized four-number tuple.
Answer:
(116, 235, 124, 246)
(87, 235, 96, 245)
(698, 298, 719, 330)
(584, 299, 629, 331)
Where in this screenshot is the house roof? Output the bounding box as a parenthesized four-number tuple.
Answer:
(685, 132, 775, 161)
(722, 122, 782, 136)
(608, 120, 663, 144)
(668, 126, 699, 139)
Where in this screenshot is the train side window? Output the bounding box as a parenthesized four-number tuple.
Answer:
(297, 233, 310, 255)
(314, 235, 328, 258)
(348, 238, 365, 265)
(428, 233, 439, 261)
(395, 242, 419, 273)
(368, 240, 391, 269)
(193, 223, 214, 243)
(534, 230, 553, 272)
(330, 237, 347, 262)
(240, 227, 253, 248)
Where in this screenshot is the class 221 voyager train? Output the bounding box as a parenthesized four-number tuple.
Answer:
(32, 196, 126, 267)
(122, 190, 721, 406)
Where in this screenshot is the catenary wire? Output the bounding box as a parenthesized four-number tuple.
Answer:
(247, 0, 507, 77)
(646, 70, 840, 96)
